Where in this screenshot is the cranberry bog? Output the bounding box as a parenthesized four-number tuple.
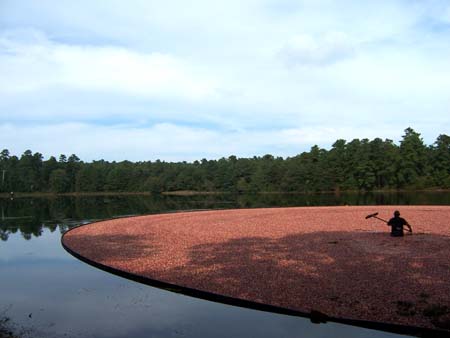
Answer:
(62, 205, 450, 337)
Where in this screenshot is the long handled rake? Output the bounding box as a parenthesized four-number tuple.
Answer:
(365, 212, 388, 223)
(365, 212, 412, 233)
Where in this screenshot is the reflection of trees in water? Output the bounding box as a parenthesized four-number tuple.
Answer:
(236, 191, 450, 208)
(0, 228, 10, 241)
(0, 195, 217, 241)
(1, 192, 450, 241)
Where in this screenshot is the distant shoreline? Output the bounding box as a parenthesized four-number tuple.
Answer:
(0, 191, 153, 198)
(1, 188, 450, 199)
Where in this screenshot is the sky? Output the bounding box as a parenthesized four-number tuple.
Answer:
(1, 0, 449, 162)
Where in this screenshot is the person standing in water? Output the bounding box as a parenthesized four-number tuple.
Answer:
(387, 210, 412, 236)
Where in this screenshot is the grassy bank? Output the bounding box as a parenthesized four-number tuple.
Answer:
(1, 188, 450, 199)
(161, 190, 227, 196)
(0, 191, 153, 199)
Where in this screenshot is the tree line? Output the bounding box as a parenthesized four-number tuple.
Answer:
(1, 128, 449, 194)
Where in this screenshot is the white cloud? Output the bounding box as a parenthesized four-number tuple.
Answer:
(279, 32, 356, 67)
(0, 1, 449, 161)
(0, 30, 216, 100)
(0, 122, 440, 162)
(0, 122, 223, 161)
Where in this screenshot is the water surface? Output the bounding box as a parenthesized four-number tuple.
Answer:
(2, 192, 449, 337)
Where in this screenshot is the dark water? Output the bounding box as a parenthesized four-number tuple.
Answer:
(1, 192, 449, 338)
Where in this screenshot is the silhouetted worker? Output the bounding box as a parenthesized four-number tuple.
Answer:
(387, 210, 412, 236)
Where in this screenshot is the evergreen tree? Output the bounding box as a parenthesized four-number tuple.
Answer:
(42, 156, 59, 191)
(431, 134, 450, 188)
(0, 149, 10, 193)
(49, 169, 69, 193)
(398, 128, 429, 188)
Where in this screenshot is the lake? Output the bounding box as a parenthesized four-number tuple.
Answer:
(1, 192, 449, 338)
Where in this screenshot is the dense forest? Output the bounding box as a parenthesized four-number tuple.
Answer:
(1, 128, 449, 194)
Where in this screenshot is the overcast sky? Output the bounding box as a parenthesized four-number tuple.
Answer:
(1, 0, 449, 161)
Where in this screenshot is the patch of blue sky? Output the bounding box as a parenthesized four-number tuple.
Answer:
(0, 84, 301, 131)
(261, 0, 303, 17)
(417, 18, 450, 35)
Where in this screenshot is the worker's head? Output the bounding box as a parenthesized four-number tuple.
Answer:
(394, 210, 400, 217)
